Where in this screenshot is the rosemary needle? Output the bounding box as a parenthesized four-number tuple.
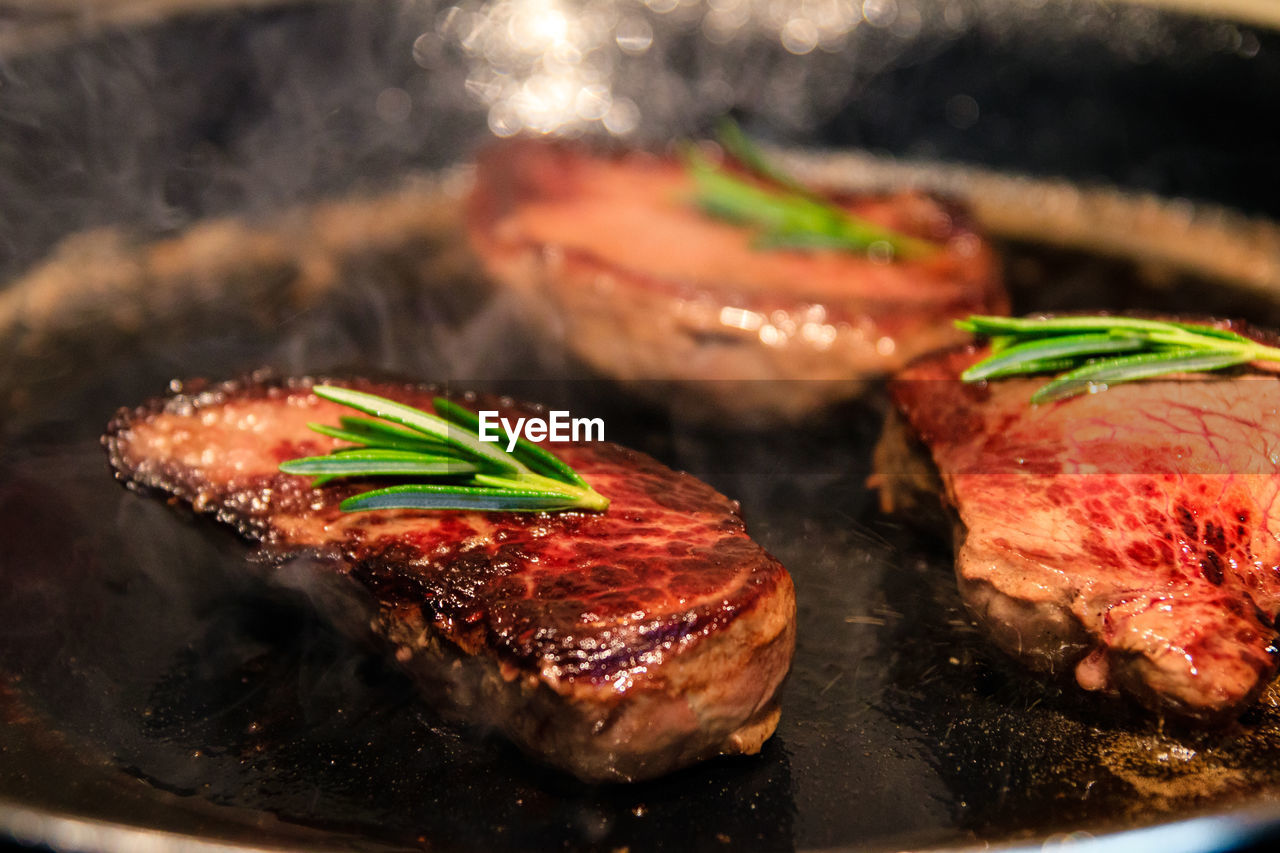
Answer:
(279, 386, 609, 513)
(957, 315, 1280, 403)
(686, 119, 937, 261)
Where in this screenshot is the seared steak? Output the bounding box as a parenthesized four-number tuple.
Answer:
(104, 375, 795, 782)
(467, 140, 1007, 420)
(876, 344, 1280, 721)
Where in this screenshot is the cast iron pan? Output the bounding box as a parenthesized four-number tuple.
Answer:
(4, 2, 1280, 851)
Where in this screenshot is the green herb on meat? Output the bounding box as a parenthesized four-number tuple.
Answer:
(280, 386, 609, 513)
(958, 315, 1280, 404)
(686, 118, 937, 261)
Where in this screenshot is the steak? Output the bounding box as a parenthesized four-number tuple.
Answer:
(876, 342, 1280, 721)
(103, 375, 796, 782)
(467, 140, 1007, 421)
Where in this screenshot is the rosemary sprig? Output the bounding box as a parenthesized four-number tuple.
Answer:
(686, 119, 937, 261)
(957, 315, 1280, 404)
(279, 386, 609, 513)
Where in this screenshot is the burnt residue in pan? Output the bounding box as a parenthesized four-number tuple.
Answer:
(876, 526, 1280, 840)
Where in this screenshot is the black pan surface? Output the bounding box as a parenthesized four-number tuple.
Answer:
(4, 2, 1280, 851)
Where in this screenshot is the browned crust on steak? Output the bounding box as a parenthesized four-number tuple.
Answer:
(877, 339, 1280, 721)
(466, 139, 1007, 421)
(103, 373, 796, 781)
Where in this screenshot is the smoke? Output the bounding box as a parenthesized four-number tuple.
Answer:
(0, 0, 1266, 285)
(0, 1, 485, 282)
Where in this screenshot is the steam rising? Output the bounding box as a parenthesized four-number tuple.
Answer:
(0, 0, 1264, 285)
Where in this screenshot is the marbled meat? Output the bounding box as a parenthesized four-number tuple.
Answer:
(104, 375, 796, 781)
(876, 341, 1280, 721)
(467, 139, 1007, 420)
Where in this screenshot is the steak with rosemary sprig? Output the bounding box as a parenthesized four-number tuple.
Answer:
(467, 139, 1007, 421)
(103, 375, 795, 782)
(874, 340, 1280, 721)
